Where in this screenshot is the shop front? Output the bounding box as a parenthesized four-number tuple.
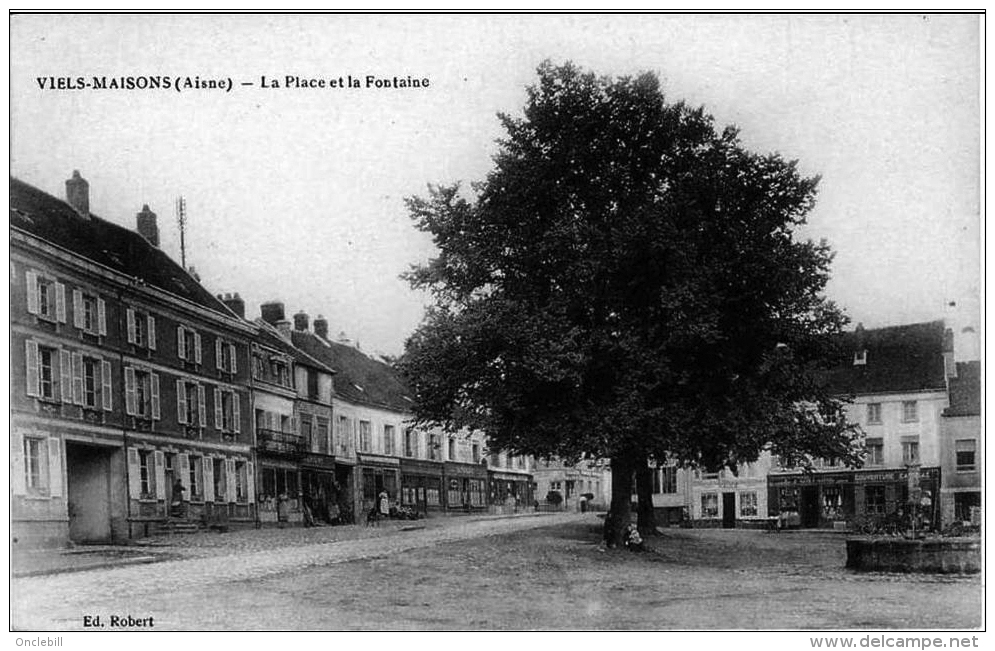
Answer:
(768, 466, 941, 530)
(443, 461, 488, 512)
(399, 458, 445, 514)
(300, 452, 340, 525)
(488, 470, 534, 511)
(357, 453, 400, 520)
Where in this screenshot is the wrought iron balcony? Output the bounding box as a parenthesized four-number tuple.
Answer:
(256, 428, 307, 457)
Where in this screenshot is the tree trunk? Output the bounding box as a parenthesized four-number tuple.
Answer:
(636, 462, 657, 536)
(603, 454, 636, 548)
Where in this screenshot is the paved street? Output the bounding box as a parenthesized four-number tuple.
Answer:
(11, 514, 982, 631)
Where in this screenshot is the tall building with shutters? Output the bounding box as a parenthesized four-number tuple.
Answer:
(11, 173, 255, 547)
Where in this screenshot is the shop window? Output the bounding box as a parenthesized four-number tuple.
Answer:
(866, 403, 882, 425)
(426, 480, 441, 506)
(448, 478, 461, 506)
(778, 487, 799, 511)
(865, 485, 886, 514)
(822, 486, 843, 518)
(701, 493, 719, 518)
(739, 492, 758, 517)
(865, 438, 884, 466)
(901, 400, 918, 423)
(955, 440, 977, 471)
(24, 436, 49, 494)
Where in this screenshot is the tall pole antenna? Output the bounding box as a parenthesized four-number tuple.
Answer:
(176, 196, 187, 269)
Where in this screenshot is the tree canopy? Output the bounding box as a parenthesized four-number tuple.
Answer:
(399, 62, 860, 489)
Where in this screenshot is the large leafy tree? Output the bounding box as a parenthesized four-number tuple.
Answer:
(399, 62, 861, 546)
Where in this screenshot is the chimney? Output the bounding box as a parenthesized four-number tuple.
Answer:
(276, 319, 292, 338)
(218, 292, 245, 319)
(313, 315, 329, 340)
(136, 204, 159, 246)
(293, 311, 309, 332)
(943, 328, 957, 379)
(65, 170, 89, 217)
(260, 301, 285, 325)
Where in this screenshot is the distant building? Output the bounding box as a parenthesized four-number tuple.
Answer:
(533, 458, 611, 510)
(939, 361, 981, 526)
(767, 321, 949, 529)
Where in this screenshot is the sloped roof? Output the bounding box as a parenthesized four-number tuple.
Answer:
(291, 330, 412, 413)
(821, 320, 947, 395)
(253, 320, 335, 375)
(10, 176, 233, 316)
(944, 361, 981, 417)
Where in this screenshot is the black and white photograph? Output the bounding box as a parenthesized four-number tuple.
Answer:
(8, 11, 983, 637)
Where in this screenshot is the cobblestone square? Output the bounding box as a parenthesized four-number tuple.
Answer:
(11, 514, 982, 630)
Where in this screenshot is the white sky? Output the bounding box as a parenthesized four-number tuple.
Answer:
(10, 14, 981, 356)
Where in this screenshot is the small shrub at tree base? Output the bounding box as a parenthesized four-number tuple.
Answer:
(545, 490, 563, 506)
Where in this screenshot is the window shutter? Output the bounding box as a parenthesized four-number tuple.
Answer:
(150, 373, 160, 420)
(214, 387, 223, 429)
(232, 393, 241, 433)
(194, 332, 202, 364)
(127, 447, 141, 498)
(197, 384, 207, 427)
(72, 289, 83, 329)
(177, 326, 186, 359)
(154, 451, 166, 500)
(101, 360, 113, 411)
(176, 380, 188, 424)
(48, 438, 63, 497)
(71, 352, 84, 405)
(215, 338, 223, 370)
(55, 282, 66, 323)
(11, 433, 25, 495)
(25, 271, 39, 314)
(127, 309, 136, 344)
(226, 458, 237, 502)
(246, 462, 255, 503)
(203, 458, 215, 502)
(147, 315, 156, 350)
(230, 345, 238, 373)
(60, 349, 72, 403)
(97, 298, 107, 336)
(124, 367, 137, 415)
(25, 340, 39, 397)
(178, 453, 190, 491)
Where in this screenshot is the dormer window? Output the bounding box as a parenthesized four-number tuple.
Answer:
(853, 349, 867, 366)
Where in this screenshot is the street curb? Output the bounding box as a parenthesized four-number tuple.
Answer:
(12, 555, 161, 579)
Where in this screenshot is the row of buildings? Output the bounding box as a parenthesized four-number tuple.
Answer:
(10, 172, 538, 548)
(9, 172, 980, 548)
(641, 320, 982, 531)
